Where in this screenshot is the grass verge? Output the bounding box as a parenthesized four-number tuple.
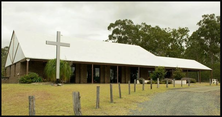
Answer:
(1, 82, 219, 115)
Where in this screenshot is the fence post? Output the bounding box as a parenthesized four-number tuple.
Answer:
(134, 79, 136, 92)
(209, 79, 211, 86)
(173, 79, 175, 87)
(181, 79, 183, 87)
(118, 82, 121, 98)
(29, 96, 35, 116)
(216, 79, 218, 85)
(142, 79, 144, 91)
(166, 79, 168, 88)
(96, 86, 100, 109)
(157, 78, 159, 88)
(128, 81, 130, 95)
(73, 92, 81, 115)
(150, 78, 152, 89)
(188, 79, 190, 86)
(110, 84, 113, 103)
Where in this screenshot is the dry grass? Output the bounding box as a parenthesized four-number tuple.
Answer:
(1, 82, 219, 115)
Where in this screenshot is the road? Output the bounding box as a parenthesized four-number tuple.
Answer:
(129, 86, 220, 115)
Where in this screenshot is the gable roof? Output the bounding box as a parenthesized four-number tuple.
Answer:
(5, 30, 212, 71)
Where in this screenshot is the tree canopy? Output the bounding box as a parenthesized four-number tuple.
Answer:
(107, 13, 220, 80)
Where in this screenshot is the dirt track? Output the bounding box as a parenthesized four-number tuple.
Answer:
(129, 86, 220, 115)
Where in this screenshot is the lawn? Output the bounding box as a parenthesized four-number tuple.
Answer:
(1, 82, 218, 115)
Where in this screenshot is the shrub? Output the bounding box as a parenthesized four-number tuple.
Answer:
(19, 72, 42, 83)
(190, 78, 196, 83)
(173, 67, 185, 80)
(160, 79, 172, 84)
(44, 59, 72, 83)
(138, 78, 145, 84)
(147, 80, 157, 84)
(150, 66, 166, 81)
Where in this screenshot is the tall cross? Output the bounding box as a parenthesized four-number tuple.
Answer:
(46, 31, 70, 82)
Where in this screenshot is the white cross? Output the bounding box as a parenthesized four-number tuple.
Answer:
(46, 31, 70, 81)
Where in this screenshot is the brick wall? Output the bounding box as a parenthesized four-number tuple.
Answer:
(29, 61, 46, 78)
(121, 66, 126, 83)
(6, 62, 21, 83)
(80, 64, 87, 83)
(20, 62, 26, 77)
(105, 65, 110, 83)
(75, 64, 80, 83)
(125, 66, 130, 82)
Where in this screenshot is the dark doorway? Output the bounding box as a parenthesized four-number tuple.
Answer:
(87, 65, 100, 83)
(94, 65, 100, 83)
(118, 66, 122, 83)
(87, 65, 92, 83)
(110, 66, 117, 83)
(165, 70, 172, 78)
(70, 64, 76, 83)
(130, 67, 138, 83)
(110, 66, 122, 83)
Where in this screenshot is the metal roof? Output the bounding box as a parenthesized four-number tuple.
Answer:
(5, 30, 212, 71)
(157, 56, 211, 70)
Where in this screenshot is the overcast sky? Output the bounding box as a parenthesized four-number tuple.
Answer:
(1, 1, 220, 48)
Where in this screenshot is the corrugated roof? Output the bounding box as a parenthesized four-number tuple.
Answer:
(5, 30, 211, 71)
(12, 30, 168, 67)
(157, 56, 212, 70)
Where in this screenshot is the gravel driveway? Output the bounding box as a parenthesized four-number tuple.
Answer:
(129, 86, 220, 115)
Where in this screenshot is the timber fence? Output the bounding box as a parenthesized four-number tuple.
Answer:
(27, 79, 216, 115)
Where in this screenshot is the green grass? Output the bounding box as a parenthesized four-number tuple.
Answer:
(1, 82, 219, 115)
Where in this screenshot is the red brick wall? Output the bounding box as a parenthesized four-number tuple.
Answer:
(121, 66, 126, 83)
(80, 64, 87, 83)
(125, 66, 130, 82)
(105, 65, 110, 83)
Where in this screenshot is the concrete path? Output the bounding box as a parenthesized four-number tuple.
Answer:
(129, 86, 220, 115)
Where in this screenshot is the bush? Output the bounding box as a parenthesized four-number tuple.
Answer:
(150, 66, 167, 81)
(173, 67, 185, 80)
(147, 80, 157, 84)
(160, 80, 172, 84)
(19, 72, 42, 83)
(190, 78, 196, 83)
(138, 78, 145, 84)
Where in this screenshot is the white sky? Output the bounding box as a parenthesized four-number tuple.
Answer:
(1, 1, 220, 48)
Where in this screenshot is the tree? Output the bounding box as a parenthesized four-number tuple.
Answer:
(172, 67, 185, 80)
(107, 19, 188, 57)
(185, 14, 220, 80)
(150, 66, 167, 81)
(107, 19, 138, 44)
(44, 59, 72, 83)
(168, 27, 190, 58)
(1, 46, 9, 76)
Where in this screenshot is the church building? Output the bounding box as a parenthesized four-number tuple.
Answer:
(4, 30, 212, 83)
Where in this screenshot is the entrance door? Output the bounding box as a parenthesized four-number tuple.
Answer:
(87, 65, 92, 83)
(110, 66, 117, 83)
(70, 64, 76, 83)
(94, 65, 100, 83)
(130, 67, 138, 83)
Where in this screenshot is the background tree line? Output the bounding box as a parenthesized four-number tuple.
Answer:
(1, 13, 220, 82)
(106, 14, 220, 81)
